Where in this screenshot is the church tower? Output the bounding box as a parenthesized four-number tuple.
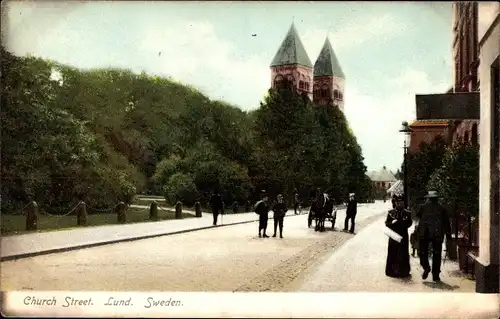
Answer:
(313, 37, 345, 112)
(270, 23, 313, 99)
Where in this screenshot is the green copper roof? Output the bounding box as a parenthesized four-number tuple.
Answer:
(313, 37, 345, 78)
(270, 23, 313, 68)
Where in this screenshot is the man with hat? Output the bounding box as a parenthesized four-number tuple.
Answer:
(344, 193, 357, 233)
(254, 190, 270, 238)
(272, 194, 287, 238)
(416, 190, 452, 282)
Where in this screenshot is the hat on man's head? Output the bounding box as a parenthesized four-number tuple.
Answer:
(424, 191, 439, 198)
(349, 193, 355, 197)
(393, 193, 404, 201)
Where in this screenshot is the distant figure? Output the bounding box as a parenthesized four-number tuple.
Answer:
(272, 194, 287, 238)
(385, 194, 412, 278)
(254, 190, 270, 238)
(416, 191, 451, 282)
(210, 191, 224, 226)
(344, 193, 357, 233)
(293, 188, 300, 215)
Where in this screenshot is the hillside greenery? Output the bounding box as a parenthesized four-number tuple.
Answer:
(1, 47, 372, 213)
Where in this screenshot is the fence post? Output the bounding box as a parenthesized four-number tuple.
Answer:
(150, 201, 158, 220)
(116, 202, 127, 223)
(194, 202, 202, 218)
(175, 201, 183, 219)
(26, 201, 38, 231)
(77, 201, 88, 226)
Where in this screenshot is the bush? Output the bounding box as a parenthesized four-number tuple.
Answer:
(163, 173, 198, 206)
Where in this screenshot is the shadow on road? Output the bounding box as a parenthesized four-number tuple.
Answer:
(423, 281, 460, 291)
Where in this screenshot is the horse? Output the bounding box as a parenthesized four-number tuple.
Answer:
(313, 192, 329, 232)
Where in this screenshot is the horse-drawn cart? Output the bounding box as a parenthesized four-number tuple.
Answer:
(307, 205, 337, 229)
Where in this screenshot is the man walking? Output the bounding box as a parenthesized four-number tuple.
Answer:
(254, 190, 270, 238)
(344, 193, 357, 233)
(416, 191, 452, 282)
(272, 194, 287, 238)
(210, 191, 224, 226)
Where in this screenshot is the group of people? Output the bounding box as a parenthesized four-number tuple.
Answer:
(254, 190, 287, 238)
(385, 191, 451, 282)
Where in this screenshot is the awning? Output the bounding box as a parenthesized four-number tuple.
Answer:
(387, 180, 403, 194)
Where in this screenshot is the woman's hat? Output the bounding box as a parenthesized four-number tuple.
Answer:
(424, 191, 439, 198)
(393, 194, 404, 201)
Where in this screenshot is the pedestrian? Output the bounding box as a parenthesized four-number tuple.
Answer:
(410, 224, 419, 257)
(272, 194, 287, 238)
(293, 188, 300, 215)
(210, 191, 224, 226)
(254, 190, 270, 238)
(416, 190, 452, 282)
(384, 194, 412, 278)
(343, 193, 357, 233)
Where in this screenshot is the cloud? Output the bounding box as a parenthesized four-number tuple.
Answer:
(344, 68, 450, 172)
(138, 20, 270, 109)
(301, 13, 411, 60)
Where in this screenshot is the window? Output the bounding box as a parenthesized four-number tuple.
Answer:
(381, 182, 386, 188)
(299, 81, 305, 90)
(464, 131, 469, 143)
(274, 75, 284, 88)
(321, 85, 329, 98)
(339, 92, 343, 101)
(471, 123, 478, 145)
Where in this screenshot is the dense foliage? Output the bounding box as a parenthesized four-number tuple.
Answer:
(1, 47, 372, 213)
(427, 141, 479, 243)
(403, 136, 447, 211)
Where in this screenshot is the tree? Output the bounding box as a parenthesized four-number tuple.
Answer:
(427, 141, 479, 245)
(403, 136, 447, 211)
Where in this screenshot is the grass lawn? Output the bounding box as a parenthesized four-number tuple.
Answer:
(1, 207, 194, 236)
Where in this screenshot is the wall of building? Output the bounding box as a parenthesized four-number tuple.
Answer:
(271, 64, 313, 99)
(408, 124, 451, 153)
(477, 10, 499, 292)
(453, 119, 480, 144)
(313, 75, 345, 111)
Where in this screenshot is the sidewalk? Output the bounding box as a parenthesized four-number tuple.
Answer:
(295, 215, 476, 292)
(0, 208, 318, 262)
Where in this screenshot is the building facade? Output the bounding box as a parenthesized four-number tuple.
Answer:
(367, 166, 397, 191)
(270, 23, 346, 112)
(452, 1, 480, 144)
(477, 3, 499, 294)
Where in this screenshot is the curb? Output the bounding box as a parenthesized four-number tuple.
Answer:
(1, 213, 305, 262)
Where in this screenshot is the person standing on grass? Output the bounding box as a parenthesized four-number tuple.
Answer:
(254, 190, 270, 238)
(210, 191, 224, 226)
(272, 194, 287, 238)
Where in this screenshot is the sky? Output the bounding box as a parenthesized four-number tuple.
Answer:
(3, 1, 496, 173)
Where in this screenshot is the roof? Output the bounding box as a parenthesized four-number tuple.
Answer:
(313, 37, 345, 78)
(387, 180, 403, 194)
(368, 166, 397, 182)
(270, 23, 313, 68)
(415, 92, 479, 120)
(409, 119, 451, 127)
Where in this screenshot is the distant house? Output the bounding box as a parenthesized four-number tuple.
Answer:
(367, 166, 397, 191)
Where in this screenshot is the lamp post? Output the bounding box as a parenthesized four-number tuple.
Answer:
(399, 121, 412, 208)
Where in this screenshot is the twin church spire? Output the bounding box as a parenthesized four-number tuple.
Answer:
(270, 23, 346, 112)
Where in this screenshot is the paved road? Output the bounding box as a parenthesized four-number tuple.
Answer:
(1, 202, 389, 291)
(287, 214, 476, 292)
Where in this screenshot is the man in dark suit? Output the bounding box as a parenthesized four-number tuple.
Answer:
(210, 191, 224, 226)
(254, 190, 270, 238)
(344, 193, 357, 233)
(416, 190, 452, 282)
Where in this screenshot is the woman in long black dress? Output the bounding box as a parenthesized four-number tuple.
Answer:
(385, 194, 412, 278)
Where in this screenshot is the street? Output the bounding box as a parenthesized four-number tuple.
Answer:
(1, 202, 389, 292)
